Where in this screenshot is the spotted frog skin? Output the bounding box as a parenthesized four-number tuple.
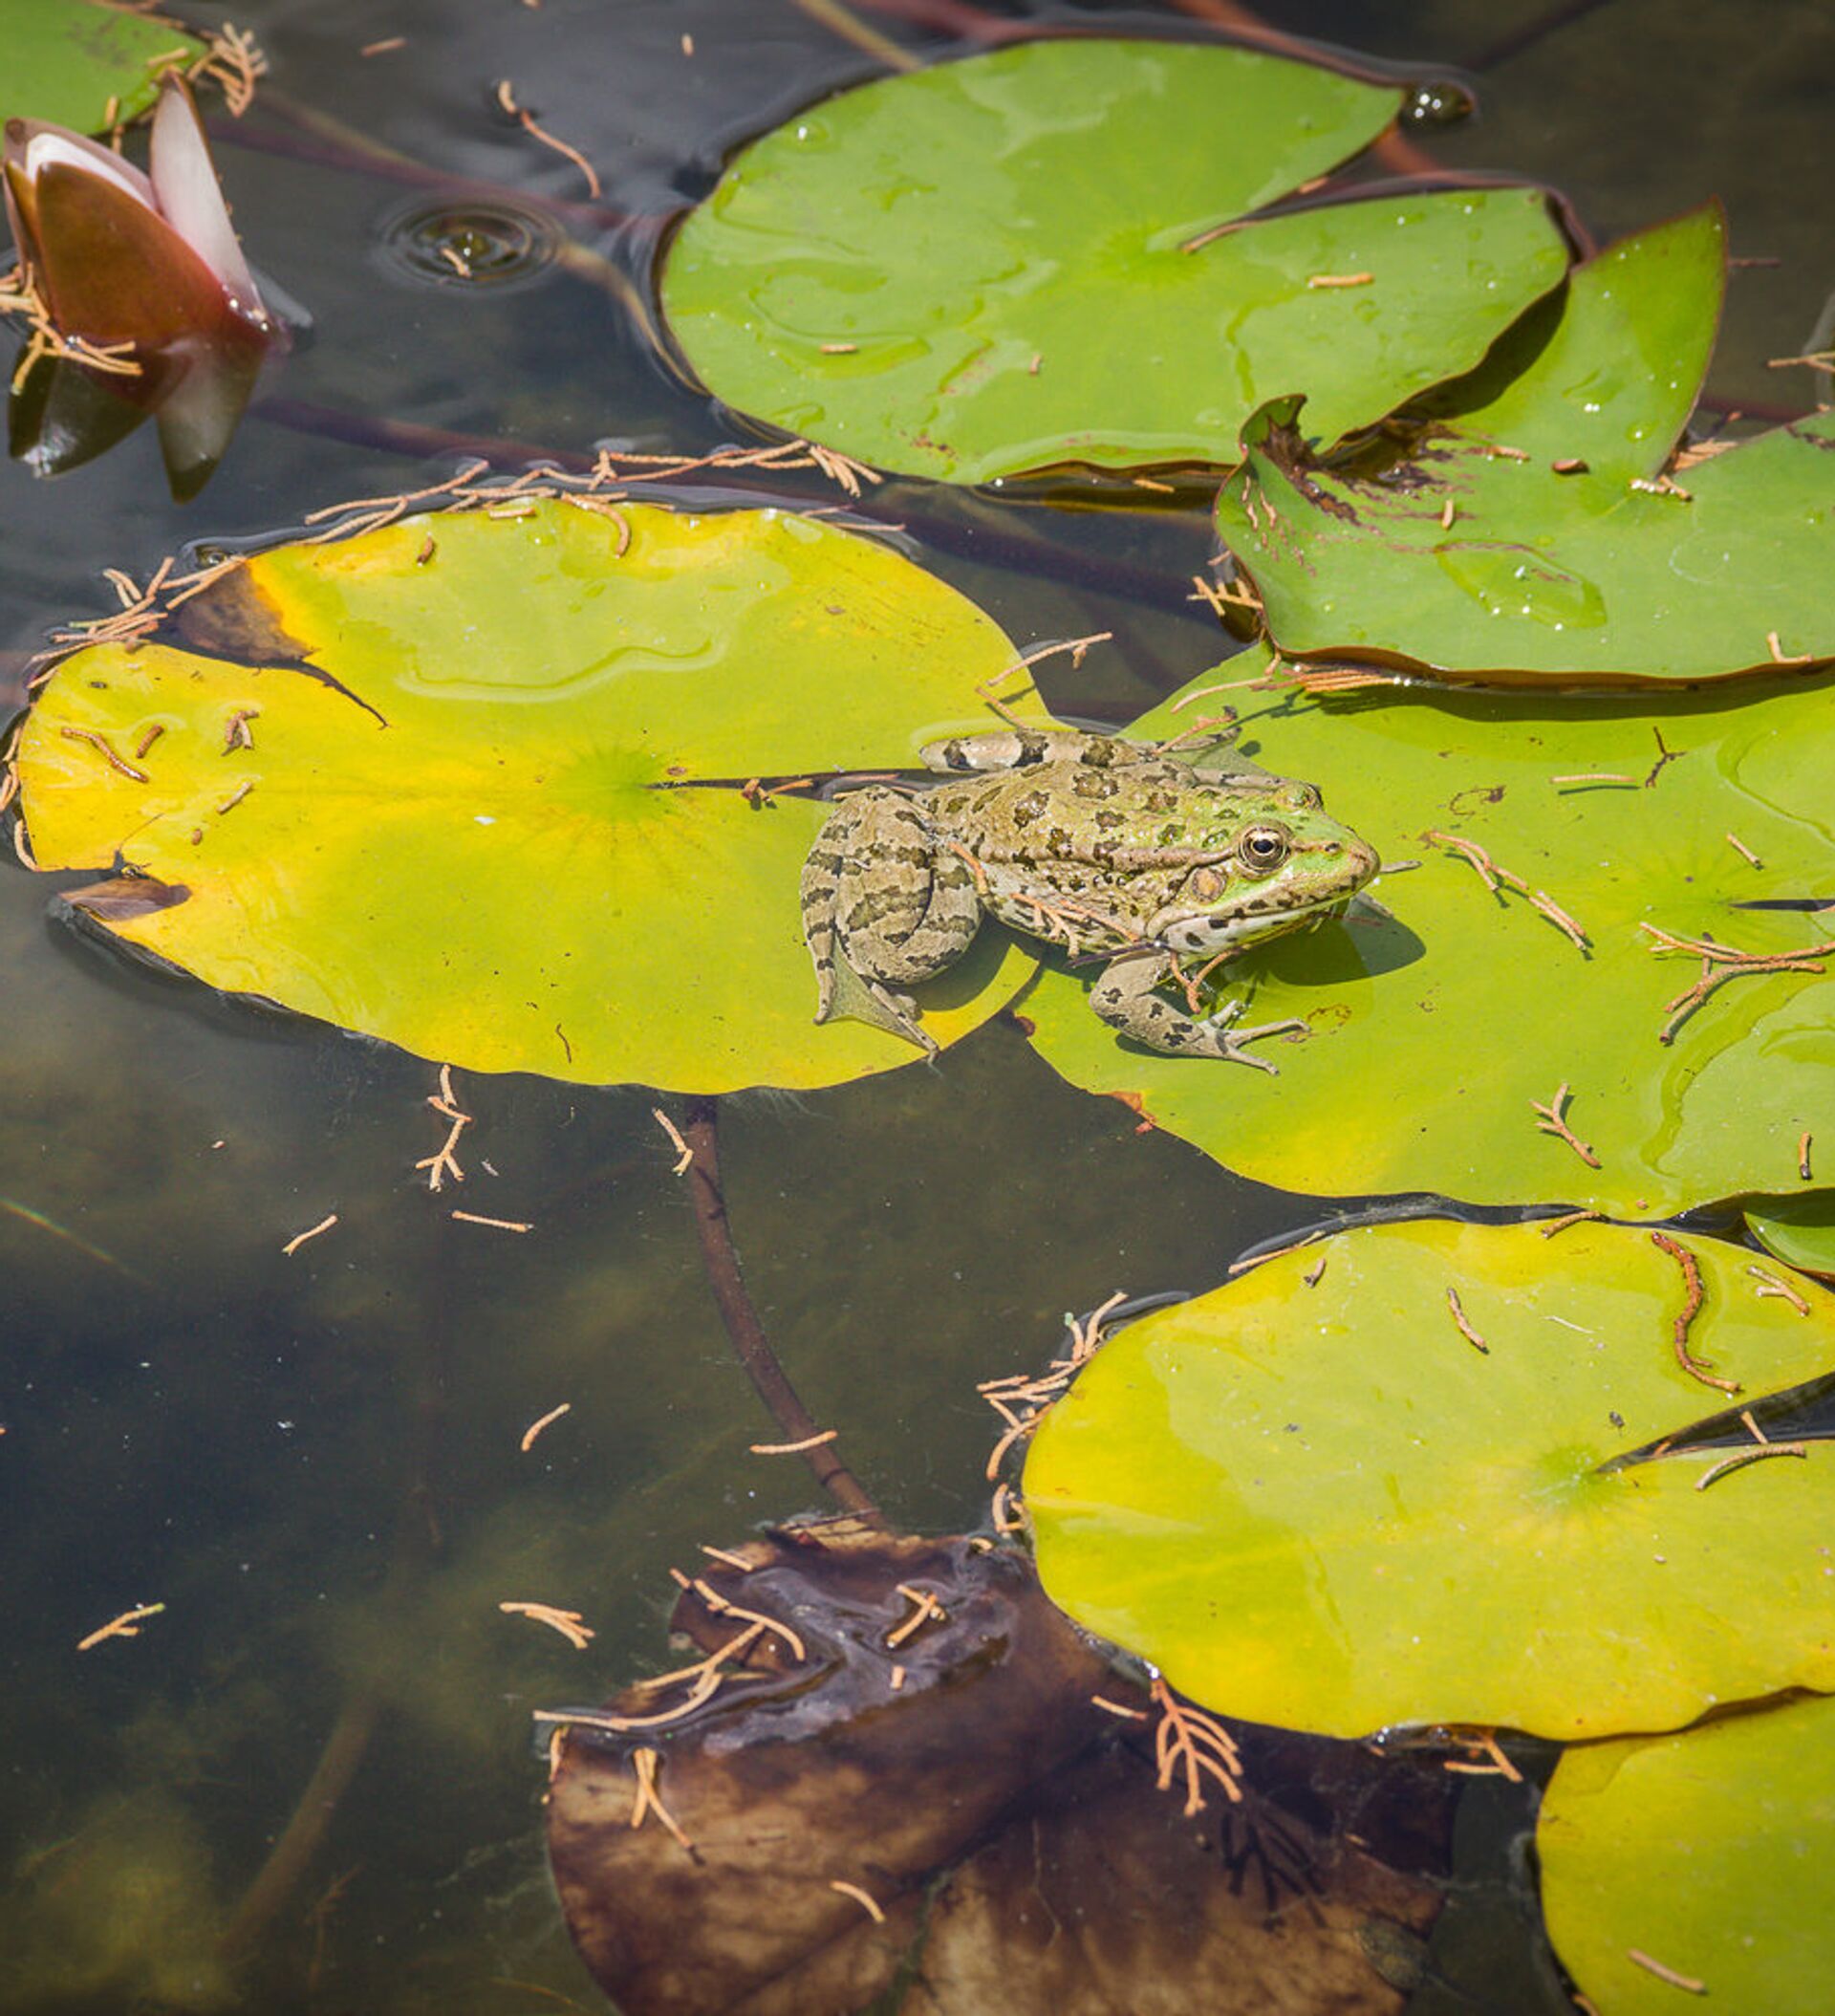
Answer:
(800, 728, 1378, 1071)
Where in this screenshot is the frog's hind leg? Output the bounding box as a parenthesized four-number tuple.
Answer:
(1089, 953, 1306, 1073)
(918, 728, 1107, 773)
(800, 790, 982, 1052)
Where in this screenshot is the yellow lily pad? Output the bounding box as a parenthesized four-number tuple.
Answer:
(11, 500, 1043, 1091)
(1540, 1693, 1835, 2014)
(1025, 1218, 1835, 1741)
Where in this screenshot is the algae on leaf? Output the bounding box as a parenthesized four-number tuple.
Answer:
(662, 38, 1570, 484)
(11, 500, 1045, 1092)
(1025, 1218, 1835, 1742)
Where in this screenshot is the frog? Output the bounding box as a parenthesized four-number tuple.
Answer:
(799, 727, 1378, 1071)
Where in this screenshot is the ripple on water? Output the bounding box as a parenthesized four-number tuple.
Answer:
(375, 195, 561, 290)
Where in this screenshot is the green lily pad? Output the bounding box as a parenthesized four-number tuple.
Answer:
(10, 500, 1044, 1092)
(1215, 207, 1835, 683)
(1540, 1693, 1835, 2014)
(1025, 1218, 1835, 1741)
(1414, 205, 1725, 489)
(1018, 652, 1835, 1216)
(1748, 1196, 1835, 1282)
(661, 38, 1571, 485)
(2, 2, 206, 133)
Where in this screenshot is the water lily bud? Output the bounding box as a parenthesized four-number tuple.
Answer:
(3, 71, 270, 357)
(147, 71, 268, 331)
(4, 71, 277, 497)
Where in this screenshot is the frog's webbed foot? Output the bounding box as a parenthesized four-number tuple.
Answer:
(1182, 742, 1276, 786)
(820, 957, 939, 1055)
(1197, 1003, 1311, 1074)
(1089, 955, 1306, 1073)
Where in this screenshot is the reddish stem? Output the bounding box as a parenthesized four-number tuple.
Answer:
(680, 1098, 884, 1524)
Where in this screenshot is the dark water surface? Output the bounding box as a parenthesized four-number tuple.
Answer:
(2, 2, 1830, 2009)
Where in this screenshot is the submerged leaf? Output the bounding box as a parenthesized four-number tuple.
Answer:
(545, 1521, 1451, 2015)
(661, 38, 1570, 484)
(1215, 210, 1835, 683)
(1025, 1219, 1835, 1741)
(1019, 653, 1835, 1215)
(1540, 1693, 1835, 2015)
(11, 500, 1043, 1091)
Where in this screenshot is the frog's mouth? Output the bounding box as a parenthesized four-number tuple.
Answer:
(1157, 890, 1357, 955)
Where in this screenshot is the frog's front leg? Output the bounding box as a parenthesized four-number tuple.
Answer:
(800, 788, 982, 1052)
(1088, 951, 1307, 1073)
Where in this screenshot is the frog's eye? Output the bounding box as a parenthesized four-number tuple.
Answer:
(1189, 866, 1226, 901)
(1237, 823, 1290, 875)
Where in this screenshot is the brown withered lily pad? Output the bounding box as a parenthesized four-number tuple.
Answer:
(542, 1520, 1451, 2016)
(56, 872, 191, 921)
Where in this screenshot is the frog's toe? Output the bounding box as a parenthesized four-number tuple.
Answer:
(810, 951, 840, 1024)
(874, 985, 939, 1055)
(1212, 1015, 1309, 1073)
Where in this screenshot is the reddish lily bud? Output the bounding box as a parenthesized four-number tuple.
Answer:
(5, 72, 279, 497)
(3, 71, 271, 354)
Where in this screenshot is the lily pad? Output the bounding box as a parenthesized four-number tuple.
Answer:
(2, 2, 206, 134)
(661, 38, 1571, 484)
(1413, 205, 1725, 489)
(1024, 1218, 1835, 1741)
(10, 500, 1044, 1092)
(1018, 653, 1835, 1215)
(1215, 208, 1835, 683)
(1747, 1195, 1835, 1282)
(1540, 1692, 1835, 2014)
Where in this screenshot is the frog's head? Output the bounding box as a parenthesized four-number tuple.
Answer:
(1148, 778, 1378, 956)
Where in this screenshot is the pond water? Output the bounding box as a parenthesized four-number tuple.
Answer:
(2, 2, 1831, 2011)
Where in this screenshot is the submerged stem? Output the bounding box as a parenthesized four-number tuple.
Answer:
(679, 1097, 884, 1525)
